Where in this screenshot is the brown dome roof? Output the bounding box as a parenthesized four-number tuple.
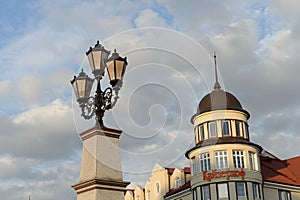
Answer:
(196, 89, 250, 118)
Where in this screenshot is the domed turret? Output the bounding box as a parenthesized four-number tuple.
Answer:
(195, 89, 250, 119)
(186, 54, 263, 200)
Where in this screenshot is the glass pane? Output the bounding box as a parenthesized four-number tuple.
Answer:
(287, 192, 291, 200)
(76, 79, 86, 99)
(202, 185, 210, 200)
(236, 182, 246, 197)
(218, 183, 228, 198)
(222, 121, 230, 136)
(115, 60, 125, 80)
(209, 122, 217, 137)
(106, 60, 115, 81)
(245, 124, 249, 138)
(101, 51, 109, 68)
(201, 125, 205, 140)
(87, 53, 95, 71)
(85, 79, 93, 98)
(91, 51, 101, 71)
(236, 121, 242, 137)
(253, 183, 260, 198)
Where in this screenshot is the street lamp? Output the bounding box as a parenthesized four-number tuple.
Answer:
(71, 41, 128, 126)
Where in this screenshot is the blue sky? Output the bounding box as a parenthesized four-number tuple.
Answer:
(1, 0, 300, 199)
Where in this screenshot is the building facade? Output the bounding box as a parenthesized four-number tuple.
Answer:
(126, 81, 300, 200)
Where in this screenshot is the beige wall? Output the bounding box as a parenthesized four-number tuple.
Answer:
(124, 191, 134, 200)
(264, 182, 300, 200)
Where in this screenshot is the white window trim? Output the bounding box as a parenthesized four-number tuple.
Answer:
(233, 150, 246, 169)
(199, 152, 211, 172)
(214, 150, 229, 170)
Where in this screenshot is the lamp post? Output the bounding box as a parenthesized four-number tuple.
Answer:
(71, 41, 127, 126)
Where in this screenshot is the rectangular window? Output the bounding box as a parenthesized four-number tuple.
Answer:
(279, 190, 292, 200)
(195, 126, 199, 143)
(214, 151, 229, 170)
(233, 150, 246, 169)
(174, 177, 181, 188)
(209, 121, 217, 137)
(253, 183, 260, 199)
(191, 157, 196, 175)
(199, 152, 211, 172)
(236, 121, 242, 137)
(199, 124, 205, 141)
(218, 183, 229, 199)
(202, 185, 211, 200)
(245, 123, 250, 139)
(236, 182, 247, 197)
(222, 120, 230, 136)
(193, 188, 197, 200)
(249, 151, 256, 170)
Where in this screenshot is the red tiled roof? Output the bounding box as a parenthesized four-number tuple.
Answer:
(183, 167, 191, 174)
(165, 181, 190, 197)
(166, 167, 175, 175)
(261, 155, 300, 186)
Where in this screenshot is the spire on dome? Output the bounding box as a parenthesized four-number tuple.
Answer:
(213, 52, 221, 90)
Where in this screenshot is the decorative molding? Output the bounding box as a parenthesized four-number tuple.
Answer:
(80, 125, 122, 140)
(72, 178, 130, 194)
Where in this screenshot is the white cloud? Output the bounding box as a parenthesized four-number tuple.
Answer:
(134, 9, 168, 27)
(0, 99, 80, 160)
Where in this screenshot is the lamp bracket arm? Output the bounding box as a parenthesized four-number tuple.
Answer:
(79, 97, 95, 119)
(111, 81, 123, 108)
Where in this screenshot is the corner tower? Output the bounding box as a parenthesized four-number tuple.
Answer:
(186, 55, 263, 200)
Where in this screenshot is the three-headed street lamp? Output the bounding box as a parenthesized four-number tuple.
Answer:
(71, 41, 128, 126)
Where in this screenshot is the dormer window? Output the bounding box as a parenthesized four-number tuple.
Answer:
(174, 176, 181, 188)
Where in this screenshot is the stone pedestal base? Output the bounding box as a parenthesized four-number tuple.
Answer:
(72, 179, 130, 200)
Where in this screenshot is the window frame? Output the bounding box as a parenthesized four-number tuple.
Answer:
(249, 151, 256, 170)
(214, 150, 229, 170)
(222, 120, 231, 136)
(253, 183, 261, 199)
(191, 156, 196, 175)
(233, 150, 246, 169)
(199, 124, 205, 141)
(235, 121, 243, 137)
(174, 176, 181, 188)
(209, 121, 217, 138)
(202, 185, 211, 200)
(279, 190, 292, 200)
(217, 183, 229, 199)
(245, 122, 250, 139)
(199, 152, 211, 172)
(236, 182, 247, 198)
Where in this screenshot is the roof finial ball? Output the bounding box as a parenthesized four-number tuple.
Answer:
(213, 52, 221, 90)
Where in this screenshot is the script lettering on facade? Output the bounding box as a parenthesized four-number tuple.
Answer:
(202, 168, 245, 182)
